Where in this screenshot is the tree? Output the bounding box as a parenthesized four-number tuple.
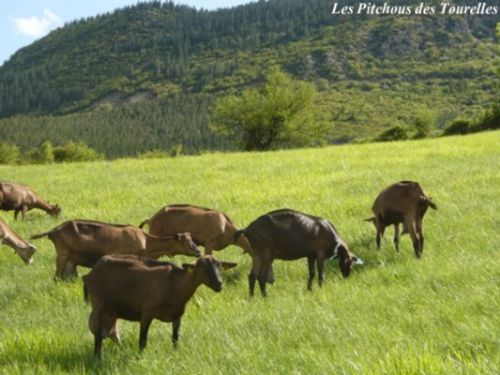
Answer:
(0, 143, 20, 164)
(412, 109, 436, 139)
(53, 141, 103, 162)
(25, 141, 55, 164)
(376, 124, 409, 142)
(211, 67, 329, 151)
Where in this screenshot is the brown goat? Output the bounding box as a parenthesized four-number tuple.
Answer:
(83, 254, 237, 357)
(0, 181, 61, 220)
(31, 219, 201, 280)
(365, 180, 437, 258)
(0, 218, 36, 264)
(139, 204, 252, 255)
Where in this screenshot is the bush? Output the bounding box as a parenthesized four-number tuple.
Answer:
(53, 141, 103, 162)
(24, 141, 55, 164)
(0, 143, 20, 164)
(137, 149, 169, 159)
(475, 104, 500, 131)
(376, 125, 409, 142)
(412, 109, 436, 139)
(169, 144, 183, 157)
(443, 120, 472, 136)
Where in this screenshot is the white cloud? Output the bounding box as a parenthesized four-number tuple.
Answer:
(14, 9, 63, 38)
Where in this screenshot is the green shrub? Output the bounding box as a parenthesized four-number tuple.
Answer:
(53, 141, 103, 162)
(137, 144, 183, 159)
(376, 125, 409, 142)
(412, 109, 436, 139)
(169, 144, 183, 157)
(443, 119, 471, 136)
(137, 149, 169, 159)
(0, 143, 20, 164)
(475, 104, 500, 131)
(24, 141, 55, 164)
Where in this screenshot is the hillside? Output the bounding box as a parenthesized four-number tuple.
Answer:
(0, 131, 498, 373)
(0, 0, 498, 156)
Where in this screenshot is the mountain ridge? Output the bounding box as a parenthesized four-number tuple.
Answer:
(0, 0, 497, 156)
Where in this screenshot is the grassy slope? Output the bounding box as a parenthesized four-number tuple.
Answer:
(0, 132, 498, 374)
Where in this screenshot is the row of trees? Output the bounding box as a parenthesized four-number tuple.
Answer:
(0, 141, 102, 165)
(213, 67, 500, 148)
(374, 103, 500, 141)
(442, 104, 500, 136)
(0, 95, 232, 158)
(2, 66, 497, 162)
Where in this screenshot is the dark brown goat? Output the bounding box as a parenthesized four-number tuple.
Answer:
(31, 220, 201, 280)
(0, 218, 36, 264)
(83, 254, 237, 357)
(139, 204, 252, 254)
(0, 181, 61, 220)
(237, 209, 362, 297)
(365, 180, 437, 258)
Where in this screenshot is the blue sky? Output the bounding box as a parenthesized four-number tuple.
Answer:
(0, 1, 255, 66)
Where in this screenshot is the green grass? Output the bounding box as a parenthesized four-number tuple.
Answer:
(0, 132, 499, 374)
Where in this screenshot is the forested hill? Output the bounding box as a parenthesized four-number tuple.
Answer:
(0, 0, 498, 156)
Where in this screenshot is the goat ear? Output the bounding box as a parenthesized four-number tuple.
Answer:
(182, 263, 194, 271)
(220, 261, 237, 270)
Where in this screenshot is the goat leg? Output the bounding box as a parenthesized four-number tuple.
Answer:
(172, 318, 181, 348)
(248, 271, 256, 297)
(55, 252, 70, 281)
(376, 223, 385, 249)
(139, 315, 153, 351)
(258, 276, 267, 297)
(249, 256, 262, 297)
(405, 218, 421, 258)
(317, 256, 325, 288)
(307, 256, 315, 291)
(393, 223, 400, 252)
(416, 221, 424, 257)
(94, 332, 103, 358)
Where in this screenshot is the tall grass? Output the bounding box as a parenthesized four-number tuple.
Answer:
(0, 132, 499, 374)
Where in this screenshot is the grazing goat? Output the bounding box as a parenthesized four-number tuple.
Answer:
(0, 181, 61, 220)
(139, 204, 252, 254)
(31, 219, 200, 280)
(0, 218, 36, 264)
(236, 209, 362, 297)
(365, 180, 437, 258)
(83, 254, 237, 357)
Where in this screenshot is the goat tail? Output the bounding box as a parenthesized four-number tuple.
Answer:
(30, 231, 50, 240)
(364, 216, 375, 223)
(428, 198, 437, 210)
(138, 219, 149, 229)
(83, 277, 89, 303)
(421, 195, 437, 210)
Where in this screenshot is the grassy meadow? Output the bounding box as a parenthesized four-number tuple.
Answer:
(0, 131, 499, 374)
